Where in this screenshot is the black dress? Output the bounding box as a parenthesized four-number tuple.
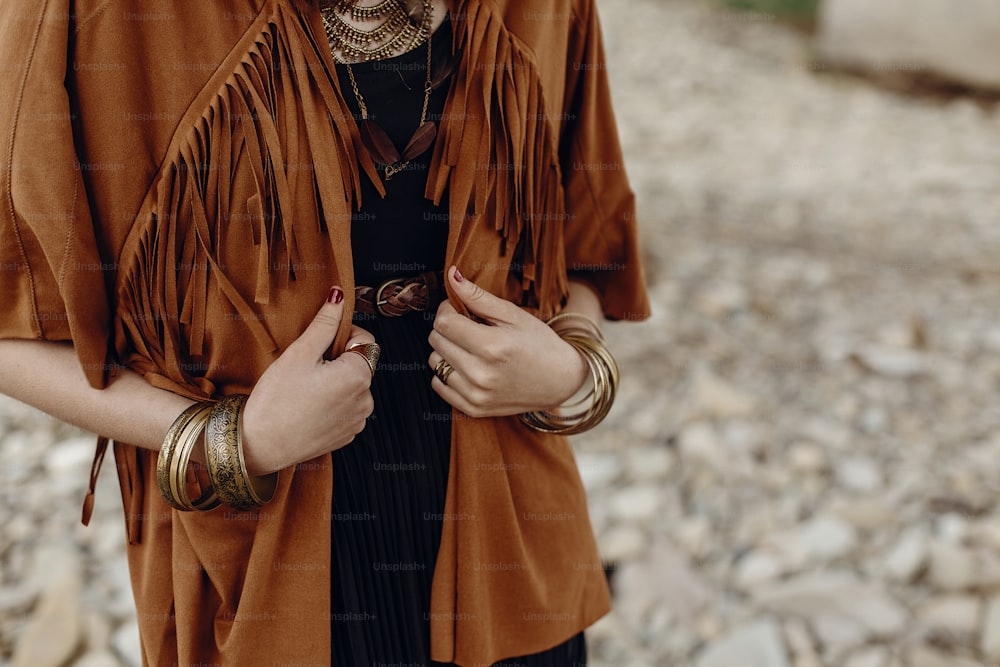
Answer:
(328, 16, 588, 667)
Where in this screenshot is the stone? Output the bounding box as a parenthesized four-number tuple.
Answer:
(674, 516, 713, 558)
(935, 513, 968, 544)
(735, 550, 785, 590)
(754, 571, 908, 637)
(817, 0, 1000, 91)
(876, 319, 927, 350)
(973, 517, 1000, 551)
(721, 420, 767, 458)
(628, 393, 674, 440)
(851, 344, 926, 378)
(608, 485, 662, 523)
(617, 540, 714, 621)
(792, 515, 858, 561)
(112, 622, 142, 667)
(98, 557, 138, 621)
(0, 583, 39, 616)
(829, 497, 897, 531)
(797, 417, 851, 451)
(691, 369, 758, 420)
(843, 646, 890, 667)
(834, 457, 882, 494)
(72, 651, 124, 667)
(782, 618, 821, 666)
(83, 612, 113, 651)
(883, 527, 929, 583)
(926, 542, 975, 591)
(5, 513, 34, 544)
(45, 436, 99, 493)
(12, 558, 84, 667)
(916, 595, 980, 640)
(793, 657, 823, 667)
(695, 610, 724, 641)
(972, 548, 1000, 588)
(695, 281, 748, 318)
(678, 422, 725, 468)
(599, 525, 647, 563)
(981, 595, 1000, 661)
(695, 618, 790, 667)
(905, 644, 982, 667)
(788, 442, 828, 474)
(812, 612, 869, 658)
(858, 405, 890, 434)
(624, 447, 674, 481)
(763, 516, 858, 570)
(575, 452, 622, 491)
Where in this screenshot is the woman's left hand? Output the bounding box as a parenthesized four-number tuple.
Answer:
(428, 267, 589, 418)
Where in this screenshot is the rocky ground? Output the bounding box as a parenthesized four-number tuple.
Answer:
(3, 1, 1000, 666)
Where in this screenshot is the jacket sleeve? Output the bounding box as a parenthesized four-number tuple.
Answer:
(0, 1, 112, 388)
(559, 0, 651, 322)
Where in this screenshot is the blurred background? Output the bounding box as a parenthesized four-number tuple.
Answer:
(3, 0, 1000, 665)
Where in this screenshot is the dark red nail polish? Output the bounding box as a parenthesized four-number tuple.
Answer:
(327, 287, 344, 304)
(453, 268, 464, 283)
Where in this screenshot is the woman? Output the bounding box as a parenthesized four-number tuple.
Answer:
(0, 0, 649, 665)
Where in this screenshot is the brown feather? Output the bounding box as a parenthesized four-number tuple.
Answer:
(358, 118, 401, 165)
(401, 121, 438, 161)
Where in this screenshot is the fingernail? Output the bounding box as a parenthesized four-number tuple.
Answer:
(327, 287, 344, 304)
(453, 267, 464, 283)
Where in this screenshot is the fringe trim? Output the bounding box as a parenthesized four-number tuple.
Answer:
(429, 0, 568, 317)
(114, 3, 372, 391)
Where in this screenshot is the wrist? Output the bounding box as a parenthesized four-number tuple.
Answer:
(240, 402, 275, 476)
(552, 339, 590, 407)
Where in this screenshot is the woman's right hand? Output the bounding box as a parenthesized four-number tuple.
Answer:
(241, 287, 375, 475)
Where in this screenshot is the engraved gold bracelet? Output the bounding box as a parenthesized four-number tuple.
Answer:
(204, 394, 278, 509)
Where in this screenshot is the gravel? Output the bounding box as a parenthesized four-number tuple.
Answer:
(3, 1, 1000, 665)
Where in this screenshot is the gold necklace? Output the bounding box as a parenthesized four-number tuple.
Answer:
(322, 0, 432, 64)
(334, 0, 398, 22)
(321, 1, 438, 181)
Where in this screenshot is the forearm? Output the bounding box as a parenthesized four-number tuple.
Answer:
(563, 278, 604, 329)
(0, 339, 193, 452)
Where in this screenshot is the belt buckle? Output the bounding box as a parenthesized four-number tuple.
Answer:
(375, 277, 407, 317)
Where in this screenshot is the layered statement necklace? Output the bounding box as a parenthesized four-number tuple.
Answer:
(321, 0, 438, 181)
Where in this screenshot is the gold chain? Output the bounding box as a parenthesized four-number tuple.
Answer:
(342, 65, 366, 119)
(382, 31, 434, 180)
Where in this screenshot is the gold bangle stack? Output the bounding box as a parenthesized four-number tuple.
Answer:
(205, 395, 278, 510)
(156, 395, 278, 511)
(518, 313, 620, 435)
(156, 403, 220, 512)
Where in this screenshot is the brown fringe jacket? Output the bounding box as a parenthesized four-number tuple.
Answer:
(0, 0, 650, 664)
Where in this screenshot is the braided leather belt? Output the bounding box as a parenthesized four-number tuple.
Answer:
(354, 270, 444, 317)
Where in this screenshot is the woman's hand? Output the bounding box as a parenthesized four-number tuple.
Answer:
(428, 267, 589, 418)
(241, 287, 375, 475)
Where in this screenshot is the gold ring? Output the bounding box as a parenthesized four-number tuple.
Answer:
(434, 358, 455, 385)
(346, 342, 381, 376)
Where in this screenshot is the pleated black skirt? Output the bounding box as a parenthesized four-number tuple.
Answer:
(329, 309, 587, 666)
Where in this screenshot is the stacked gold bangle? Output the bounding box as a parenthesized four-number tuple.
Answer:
(156, 402, 220, 511)
(156, 395, 278, 511)
(518, 313, 620, 435)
